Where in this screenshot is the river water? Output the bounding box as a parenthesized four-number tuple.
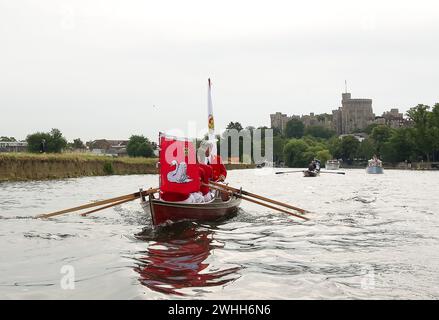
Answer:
(1, 169, 439, 299)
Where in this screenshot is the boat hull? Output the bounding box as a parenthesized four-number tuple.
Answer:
(303, 170, 319, 177)
(366, 166, 384, 174)
(142, 196, 241, 226)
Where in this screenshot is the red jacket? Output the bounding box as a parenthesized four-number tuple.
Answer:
(198, 164, 213, 195)
(207, 155, 227, 182)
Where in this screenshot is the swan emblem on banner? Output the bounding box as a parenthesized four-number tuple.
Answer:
(167, 160, 193, 183)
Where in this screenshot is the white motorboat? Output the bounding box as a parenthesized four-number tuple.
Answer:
(366, 157, 384, 174)
(325, 159, 340, 170)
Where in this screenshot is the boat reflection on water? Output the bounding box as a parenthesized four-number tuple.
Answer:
(134, 221, 241, 296)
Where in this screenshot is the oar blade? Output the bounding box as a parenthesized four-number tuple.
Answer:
(37, 187, 159, 219)
(319, 171, 346, 175)
(207, 181, 309, 216)
(275, 170, 304, 175)
(81, 197, 135, 217)
(210, 181, 309, 214)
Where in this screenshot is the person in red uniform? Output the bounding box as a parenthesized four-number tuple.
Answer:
(197, 141, 229, 201)
(202, 141, 227, 182)
(198, 163, 212, 196)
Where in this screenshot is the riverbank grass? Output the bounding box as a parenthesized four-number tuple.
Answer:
(0, 152, 254, 182)
(0, 152, 158, 165)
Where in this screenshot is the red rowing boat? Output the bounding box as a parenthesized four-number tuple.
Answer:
(142, 194, 241, 226)
(143, 80, 243, 226)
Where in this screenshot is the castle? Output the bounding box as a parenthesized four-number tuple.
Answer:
(270, 91, 407, 135)
(332, 92, 374, 134)
(270, 112, 333, 133)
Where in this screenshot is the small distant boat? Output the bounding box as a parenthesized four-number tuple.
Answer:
(366, 157, 384, 174)
(256, 161, 274, 168)
(325, 159, 340, 170)
(303, 170, 319, 177)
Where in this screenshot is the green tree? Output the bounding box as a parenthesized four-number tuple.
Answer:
(316, 149, 332, 165)
(357, 138, 375, 160)
(370, 125, 394, 154)
(283, 139, 308, 167)
(272, 127, 282, 137)
(273, 135, 286, 164)
(26, 128, 67, 153)
(302, 145, 324, 163)
(381, 128, 415, 163)
(285, 119, 304, 138)
(301, 135, 320, 147)
(327, 136, 342, 159)
(72, 138, 85, 149)
(226, 122, 243, 131)
(339, 136, 360, 161)
(127, 135, 154, 157)
(407, 104, 433, 161)
(304, 126, 336, 139)
(47, 129, 68, 153)
(431, 103, 439, 127)
(430, 103, 439, 161)
(26, 132, 51, 152)
(364, 123, 379, 135)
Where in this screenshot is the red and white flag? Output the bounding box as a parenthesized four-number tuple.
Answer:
(159, 134, 200, 195)
(207, 78, 217, 156)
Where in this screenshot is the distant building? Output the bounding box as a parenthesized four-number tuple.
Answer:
(270, 112, 332, 134)
(383, 108, 403, 120)
(270, 91, 412, 136)
(0, 141, 28, 153)
(370, 108, 412, 129)
(381, 108, 406, 128)
(89, 139, 128, 156)
(301, 112, 333, 128)
(270, 112, 295, 133)
(332, 92, 375, 134)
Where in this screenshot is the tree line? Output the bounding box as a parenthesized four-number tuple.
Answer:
(5, 129, 156, 158)
(5, 102, 438, 164)
(220, 103, 439, 167)
(279, 103, 439, 166)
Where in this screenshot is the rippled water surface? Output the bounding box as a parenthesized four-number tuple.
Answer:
(1, 169, 439, 299)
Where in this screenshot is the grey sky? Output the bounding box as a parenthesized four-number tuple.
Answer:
(1, 0, 438, 142)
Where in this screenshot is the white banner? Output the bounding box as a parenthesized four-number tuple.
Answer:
(207, 78, 217, 155)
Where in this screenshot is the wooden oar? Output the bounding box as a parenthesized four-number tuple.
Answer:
(275, 170, 305, 175)
(277, 170, 345, 175)
(209, 181, 308, 214)
(37, 187, 159, 219)
(206, 183, 309, 221)
(319, 171, 346, 175)
(239, 194, 309, 221)
(80, 197, 136, 217)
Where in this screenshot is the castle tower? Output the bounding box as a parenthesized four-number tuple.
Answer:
(332, 91, 374, 134)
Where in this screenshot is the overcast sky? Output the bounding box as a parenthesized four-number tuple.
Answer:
(1, 0, 438, 142)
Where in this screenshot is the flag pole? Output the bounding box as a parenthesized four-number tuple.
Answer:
(207, 78, 217, 155)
